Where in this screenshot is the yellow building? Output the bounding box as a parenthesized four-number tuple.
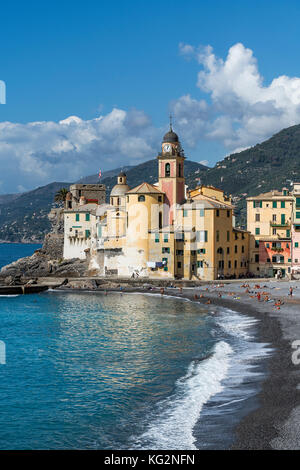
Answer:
(247, 189, 293, 277)
(90, 127, 250, 280)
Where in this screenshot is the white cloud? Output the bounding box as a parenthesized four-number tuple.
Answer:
(173, 42, 300, 152)
(0, 108, 160, 193)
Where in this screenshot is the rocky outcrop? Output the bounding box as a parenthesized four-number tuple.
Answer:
(0, 206, 89, 282)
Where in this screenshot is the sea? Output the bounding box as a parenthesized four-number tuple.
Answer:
(0, 243, 271, 450)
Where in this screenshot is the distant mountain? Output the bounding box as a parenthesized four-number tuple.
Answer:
(195, 124, 300, 225)
(1, 122, 300, 242)
(76, 165, 134, 184)
(0, 182, 70, 243)
(95, 159, 209, 198)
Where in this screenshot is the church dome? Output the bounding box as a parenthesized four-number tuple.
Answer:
(162, 129, 179, 143)
(110, 183, 130, 197)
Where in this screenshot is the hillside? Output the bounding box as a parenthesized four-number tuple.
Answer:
(197, 124, 300, 225)
(0, 182, 70, 243)
(1, 122, 300, 242)
(84, 159, 208, 196)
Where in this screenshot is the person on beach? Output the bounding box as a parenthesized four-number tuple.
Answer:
(289, 286, 293, 297)
(160, 287, 164, 295)
(257, 292, 261, 302)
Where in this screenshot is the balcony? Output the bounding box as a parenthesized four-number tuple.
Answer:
(270, 221, 291, 228)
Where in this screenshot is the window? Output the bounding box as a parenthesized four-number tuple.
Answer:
(255, 213, 260, 222)
(197, 260, 203, 268)
(272, 214, 277, 222)
(164, 235, 168, 242)
(227, 247, 230, 254)
(296, 197, 300, 208)
(199, 209, 204, 217)
(296, 212, 300, 219)
(295, 242, 299, 248)
(281, 201, 285, 208)
(164, 266, 168, 272)
(176, 250, 183, 255)
(197, 231, 208, 242)
(253, 201, 262, 208)
(85, 213, 90, 221)
(272, 256, 277, 263)
(159, 212, 162, 229)
(216, 230, 219, 242)
(177, 261, 182, 269)
(287, 230, 291, 238)
(127, 196, 129, 202)
(158, 196, 162, 202)
(234, 260, 237, 268)
(183, 209, 188, 217)
(162, 247, 170, 254)
(266, 243, 270, 248)
(165, 163, 170, 177)
(138, 195, 145, 202)
(273, 228, 277, 235)
(235, 233, 238, 240)
(280, 256, 284, 263)
(191, 250, 196, 256)
(227, 231, 230, 242)
(242, 245, 245, 253)
(228, 261, 231, 268)
(267, 258, 271, 263)
(216, 209, 220, 217)
(255, 227, 260, 235)
(255, 254, 259, 262)
(281, 214, 286, 225)
(255, 240, 259, 248)
(85, 230, 91, 238)
(155, 234, 159, 243)
(227, 210, 230, 217)
(273, 201, 277, 208)
(235, 245, 238, 253)
(75, 213, 80, 222)
(197, 248, 206, 254)
(178, 163, 182, 177)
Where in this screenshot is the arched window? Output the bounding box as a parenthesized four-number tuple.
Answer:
(178, 163, 182, 177)
(117, 197, 121, 206)
(138, 195, 145, 202)
(165, 163, 170, 177)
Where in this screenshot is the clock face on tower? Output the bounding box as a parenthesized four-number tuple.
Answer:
(163, 144, 171, 153)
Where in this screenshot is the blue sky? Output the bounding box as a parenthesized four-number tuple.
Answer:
(1, 0, 300, 193)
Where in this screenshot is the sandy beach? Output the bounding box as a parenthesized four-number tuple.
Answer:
(56, 278, 300, 450)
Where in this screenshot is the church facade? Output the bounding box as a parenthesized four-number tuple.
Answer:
(63, 128, 250, 280)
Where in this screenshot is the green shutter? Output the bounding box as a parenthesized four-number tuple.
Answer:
(260, 201, 263, 208)
(281, 214, 285, 225)
(75, 213, 80, 221)
(85, 213, 90, 221)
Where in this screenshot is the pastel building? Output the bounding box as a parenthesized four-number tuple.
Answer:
(247, 189, 293, 277)
(63, 127, 250, 280)
(291, 183, 300, 276)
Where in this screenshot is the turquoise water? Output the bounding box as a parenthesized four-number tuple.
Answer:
(0, 245, 271, 450)
(0, 243, 42, 269)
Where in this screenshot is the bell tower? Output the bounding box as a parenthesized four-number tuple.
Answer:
(158, 120, 185, 225)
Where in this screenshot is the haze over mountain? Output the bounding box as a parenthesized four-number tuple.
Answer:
(1, 123, 300, 243)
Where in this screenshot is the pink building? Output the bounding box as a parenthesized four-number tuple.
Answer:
(292, 183, 300, 277)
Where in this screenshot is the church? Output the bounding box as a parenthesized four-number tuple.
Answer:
(63, 127, 250, 280)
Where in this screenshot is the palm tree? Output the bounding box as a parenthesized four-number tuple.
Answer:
(54, 188, 69, 203)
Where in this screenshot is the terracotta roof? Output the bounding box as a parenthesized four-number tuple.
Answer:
(188, 193, 234, 209)
(127, 182, 164, 194)
(247, 190, 293, 200)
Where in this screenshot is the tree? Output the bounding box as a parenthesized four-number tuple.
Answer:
(54, 188, 69, 203)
